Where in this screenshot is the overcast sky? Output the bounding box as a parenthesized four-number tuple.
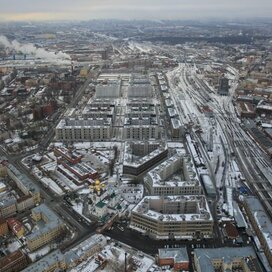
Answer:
(0, 0, 271, 21)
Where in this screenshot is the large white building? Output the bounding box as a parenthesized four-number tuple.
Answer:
(130, 195, 213, 239)
(56, 118, 112, 142)
(144, 154, 202, 196)
(124, 117, 160, 140)
(124, 98, 161, 140)
(95, 80, 121, 98)
(82, 101, 115, 119)
(128, 75, 152, 98)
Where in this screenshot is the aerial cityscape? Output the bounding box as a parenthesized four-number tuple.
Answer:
(0, 1, 272, 272)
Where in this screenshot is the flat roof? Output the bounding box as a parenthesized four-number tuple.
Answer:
(21, 250, 64, 272)
(145, 154, 199, 189)
(65, 234, 106, 263)
(7, 163, 40, 194)
(133, 195, 212, 222)
(194, 247, 262, 272)
(245, 196, 272, 253)
(158, 248, 188, 263)
(27, 204, 63, 240)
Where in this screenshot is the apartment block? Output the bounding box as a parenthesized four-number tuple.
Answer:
(56, 118, 112, 142)
(123, 141, 168, 176)
(130, 195, 213, 240)
(144, 154, 202, 196)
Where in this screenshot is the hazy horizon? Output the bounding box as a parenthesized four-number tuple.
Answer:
(0, 0, 272, 22)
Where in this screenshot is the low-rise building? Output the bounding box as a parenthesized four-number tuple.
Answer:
(243, 196, 272, 267)
(0, 160, 41, 218)
(7, 218, 25, 238)
(0, 182, 6, 193)
(54, 147, 82, 165)
(0, 217, 8, 236)
(26, 204, 65, 251)
(0, 250, 28, 272)
(65, 234, 107, 268)
(22, 235, 107, 271)
(158, 248, 189, 271)
(130, 195, 213, 239)
(0, 196, 17, 218)
(236, 101, 256, 118)
(194, 247, 263, 272)
(21, 250, 66, 272)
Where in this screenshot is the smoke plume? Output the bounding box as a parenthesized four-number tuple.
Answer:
(0, 35, 71, 61)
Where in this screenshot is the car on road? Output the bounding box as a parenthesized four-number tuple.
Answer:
(117, 226, 124, 232)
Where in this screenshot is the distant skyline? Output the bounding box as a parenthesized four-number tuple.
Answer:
(0, 0, 271, 22)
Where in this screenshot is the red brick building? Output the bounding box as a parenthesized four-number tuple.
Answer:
(0, 250, 28, 272)
(158, 248, 189, 271)
(0, 217, 8, 236)
(54, 147, 82, 165)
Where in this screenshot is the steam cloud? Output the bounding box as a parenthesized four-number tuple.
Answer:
(0, 35, 71, 61)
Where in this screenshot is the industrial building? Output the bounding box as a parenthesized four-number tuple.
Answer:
(130, 195, 213, 239)
(54, 147, 82, 165)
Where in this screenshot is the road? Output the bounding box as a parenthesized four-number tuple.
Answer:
(0, 72, 101, 251)
(104, 221, 251, 256)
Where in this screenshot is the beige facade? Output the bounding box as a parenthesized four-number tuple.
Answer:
(27, 204, 65, 251)
(130, 196, 213, 239)
(27, 226, 64, 252)
(0, 202, 17, 218)
(0, 163, 41, 218)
